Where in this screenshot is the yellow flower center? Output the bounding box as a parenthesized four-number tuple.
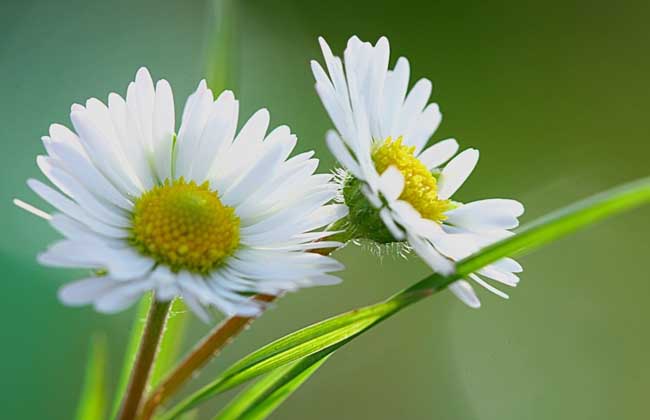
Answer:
(130, 178, 240, 273)
(372, 137, 452, 222)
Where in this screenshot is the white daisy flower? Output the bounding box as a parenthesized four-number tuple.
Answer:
(312, 36, 524, 307)
(18, 67, 347, 320)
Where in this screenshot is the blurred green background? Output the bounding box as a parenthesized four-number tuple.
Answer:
(1, 0, 649, 419)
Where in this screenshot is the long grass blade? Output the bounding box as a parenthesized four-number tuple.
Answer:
(75, 333, 108, 420)
(214, 352, 331, 420)
(163, 177, 650, 419)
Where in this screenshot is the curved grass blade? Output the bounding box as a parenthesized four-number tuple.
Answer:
(159, 299, 412, 420)
(109, 293, 151, 420)
(163, 176, 650, 419)
(214, 352, 331, 420)
(76, 333, 108, 420)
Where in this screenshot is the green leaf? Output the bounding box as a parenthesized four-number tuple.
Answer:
(149, 298, 189, 388)
(163, 177, 650, 419)
(159, 295, 417, 420)
(214, 352, 331, 420)
(109, 293, 151, 420)
(75, 333, 108, 420)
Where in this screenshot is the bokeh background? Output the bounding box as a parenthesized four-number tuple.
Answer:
(1, 0, 649, 419)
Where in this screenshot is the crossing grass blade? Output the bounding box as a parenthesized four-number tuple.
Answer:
(161, 177, 650, 419)
(214, 352, 331, 420)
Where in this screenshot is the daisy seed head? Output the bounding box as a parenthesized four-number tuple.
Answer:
(130, 177, 240, 273)
(372, 137, 452, 223)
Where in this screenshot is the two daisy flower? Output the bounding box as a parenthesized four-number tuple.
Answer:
(17, 36, 524, 320)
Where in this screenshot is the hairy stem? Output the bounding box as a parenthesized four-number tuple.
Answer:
(137, 242, 334, 420)
(138, 294, 276, 420)
(117, 298, 171, 420)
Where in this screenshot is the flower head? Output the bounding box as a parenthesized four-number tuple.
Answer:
(20, 68, 346, 320)
(312, 36, 524, 307)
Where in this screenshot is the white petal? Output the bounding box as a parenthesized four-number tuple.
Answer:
(478, 266, 520, 287)
(181, 290, 212, 322)
(445, 199, 524, 231)
(360, 184, 382, 208)
(492, 257, 523, 274)
(133, 67, 156, 152)
(176, 80, 215, 178)
(325, 130, 363, 179)
(13, 198, 51, 220)
(378, 166, 404, 203)
(233, 108, 269, 150)
(379, 208, 405, 240)
(49, 213, 117, 244)
(380, 56, 410, 138)
(407, 234, 455, 275)
(46, 141, 133, 210)
(221, 139, 295, 207)
(58, 277, 114, 306)
(302, 274, 343, 286)
(430, 231, 479, 261)
(318, 37, 351, 102)
(48, 123, 84, 154)
(418, 138, 459, 169)
(37, 158, 130, 227)
(105, 93, 151, 194)
(106, 249, 156, 281)
(95, 279, 154, 313)
(71, 107, 145, 195)
(191, 91, 239, 181)
(438, 148, 479, 200)
(405, 103, 442, 154)
(394, 78, 432, 137)
(152, 79, 175, 181)
(312, 60, 355, 144)
(28, 179, 128, 238)
(469, 273, 509, 299)
(449, 280, 481, 308)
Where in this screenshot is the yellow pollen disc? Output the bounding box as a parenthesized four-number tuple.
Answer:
(130, 178, 240, 273)
(372, 136, 452, 222)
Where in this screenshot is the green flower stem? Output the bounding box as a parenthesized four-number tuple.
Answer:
(110, 294, 152, 420)
(137, 294, 277, 420)
(117, 297, 171, 420)
(139, 249, 333, 420)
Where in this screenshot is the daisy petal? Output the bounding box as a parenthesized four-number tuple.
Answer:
(449, 280, 481, 308)
(418, 138, 459, 169)
(380, 208, 405, 240)
(378, 165, 404, 202)
(438, 148, 479, 200)
(58, 277, 114, 306)
(445, 199, 524, 231)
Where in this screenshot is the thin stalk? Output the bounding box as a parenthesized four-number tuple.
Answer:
(138, 294, 276, 420)
(139, 243, 332, 420)
(117, 298, 172, 420)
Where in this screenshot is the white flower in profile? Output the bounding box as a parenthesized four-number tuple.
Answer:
(17, 67, 346, 320)
(312, 36, 524, 307)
